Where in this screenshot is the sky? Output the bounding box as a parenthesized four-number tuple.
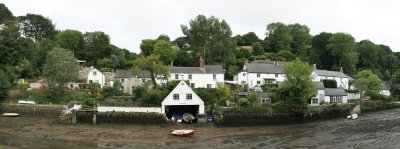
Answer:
(3, 0, 400, 53)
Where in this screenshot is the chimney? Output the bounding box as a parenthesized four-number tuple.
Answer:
(245, 59, 249, 65)
(313, 64, 317, 70)
(170, 61, 173, 67)
(340, 67, 343, 72)
(275, 61, 279, 66)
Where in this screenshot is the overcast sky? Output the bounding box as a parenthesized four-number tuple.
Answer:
(3, 0, 400, 53)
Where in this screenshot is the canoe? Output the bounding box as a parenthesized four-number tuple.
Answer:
(2, 113, 19, 117)
(171, 129, 195, 137)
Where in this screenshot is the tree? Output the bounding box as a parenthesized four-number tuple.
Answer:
(390, 70, 400, 100)
(215, 83, 233, 105)
(0, 70, 11, 101)
(241, 32, 260, 46)
(157, 34, 170, 42)
(353, 70, 381, 99)
(181, 15, 236, 64)
(18, 13, 56, 41)
(0, 4, 14, 25)
(265, 22, 292, 52)
(153, 40, 177, 65)
(174, 50, 196, 67)
(276, 59, 315, 114)
(43, 48, 79, 94)
(55, 30, 85, 59)
(289, 23, 312, 61)
(276, 50, 296, 61)
(327, 33, 358, 74)
(140, 39, 156, 56)
(356, 40, 379, 70)
(83, 31, 113, 66)
(132, 54, 169, 89)
(309, 32, 334, 70)
(252, 42, 264, 55)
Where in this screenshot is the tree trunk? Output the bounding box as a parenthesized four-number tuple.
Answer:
(150, 70, 157, 89)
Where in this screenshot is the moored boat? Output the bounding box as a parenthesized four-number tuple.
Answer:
(2, 113, 19, 117)
(171, 129, 195, 137)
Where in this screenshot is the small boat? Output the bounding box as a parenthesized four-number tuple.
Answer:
(2, 113, 19, 117)
(182, 113, 195, 122)
(351, 114, 358, 120)
(171, 129, 195, 137)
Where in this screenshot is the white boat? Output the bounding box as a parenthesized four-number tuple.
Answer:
(170, 129, 195, 137)
(2, 113, 19, 117)
(351, 114, 358, 120)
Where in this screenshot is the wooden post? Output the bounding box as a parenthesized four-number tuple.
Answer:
(92, 112, 97, 124)
(71, 109, 77, 124)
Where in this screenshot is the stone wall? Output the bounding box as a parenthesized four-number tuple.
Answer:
(0, 104, 64, 117)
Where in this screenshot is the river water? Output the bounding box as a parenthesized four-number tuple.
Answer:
(1, 108, 400, 148)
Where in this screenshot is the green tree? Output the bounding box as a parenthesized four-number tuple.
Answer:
(174, 50, 196, 67)
(153, 40, 177, 65)
(215, 83, 233, 105)
(83, 31, 113, 66)
(252, 42, 264, 55)
(356, 40, 379, 70)
(390, 70, 400, 100)
(241, 32, 260, 46)
(265, 22, 292, 52)
(327, 33, 358, 74)
(140, 39, 156, 56)
(18, 13, 56, 41)
(132, 55, 169, 89)
(181, 15, 236, 64)
(43, 48, 79, 94)
(309, 32, 334, 70)
(0, 70, 11, 101)
(289, 23, 312, 61)
(276, 59, 315, 114)
(157, 34, 170, 42)
(55, 30, 85, 58)
(353, 70, 381, 99)
(276, 50, 296, 61)
(0, 4, 14, 25)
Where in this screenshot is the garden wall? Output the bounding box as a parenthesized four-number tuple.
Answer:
(0, 104, 64, 117)
(76, 111, 167, 124)
(360, 102, 400, 113)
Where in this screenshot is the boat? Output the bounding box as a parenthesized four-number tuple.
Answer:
(170, 129, 195, 137)
(351, 114, 358, 120)
(171, 114, 183, 123)
(2, 113, 19, 117)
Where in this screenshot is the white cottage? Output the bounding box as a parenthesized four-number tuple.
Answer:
(311, 67, 351, 89)
(235, 61, 285, 89)
(161, 81, 205, 116)
(311, 82, 325, 105)
(87, 68, 106, 88)
(324, 88, 349, 104)
(169, 57, 224, 88)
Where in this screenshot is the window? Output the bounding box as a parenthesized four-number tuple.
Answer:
(89, 80, 93, 83)
(330, 96, 343, 103)
(257, 73, 260, 77)
(261, 98, 270, 104)
(142, 79, 146, 83)
(175, 74, 179, 79)
(190, 83, 195, 88)
(120, 79, 125, 84)
(241, 81, 246, 84)
(243, 73, 246, 76)
(257, 81, 260, 84)
(186, 94, 192, 100)
(188, 74, 192, 80)
(312, 98, 318, 104)
(275, 74, 278, 78)
(213, 74, 216, 80)
(207, 84, 212, 88)
(93, 71, 97, 76)
(173, 94, 179, 100)
(265, 79, 273, 84)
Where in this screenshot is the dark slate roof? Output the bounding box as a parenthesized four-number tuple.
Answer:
(137, 70, 151, 78)
(114, 70, 133, 78)
(325, 88, 347, 96)
(381, 83, 391, 90)
(314, 82, 325, 90)
(245, 63, 283, 73)
(314, 70, 350, 78)
(170, 65, 224, 74)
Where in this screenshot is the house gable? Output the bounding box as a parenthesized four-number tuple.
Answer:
(162, 81, 204, 106)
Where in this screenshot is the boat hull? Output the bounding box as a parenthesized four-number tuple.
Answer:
(171, 130, 195, 137)
(2, 113, 19, 117)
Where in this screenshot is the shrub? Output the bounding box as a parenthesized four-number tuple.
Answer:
(18, 82, 29, 91)
(261, 84, 278, 92)
(322, 80, 337, 88)
(193, 88, 217, 105)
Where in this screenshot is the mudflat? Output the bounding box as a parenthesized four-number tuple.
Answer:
(1, 108, 400, 149)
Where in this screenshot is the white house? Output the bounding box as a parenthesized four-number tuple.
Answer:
(169, 57, 224, 88)
(87, 68, 106, 88)
(311, 66, 351, 89)
(380, 83, 391, 96)
(324, 88, 349, 104)
(114, 69, 154, 94)
(161, 80, 205, 116)
(235, 61, 285, 89)
(311, 82, 325, 105)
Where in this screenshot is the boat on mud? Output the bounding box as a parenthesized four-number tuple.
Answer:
(2, 113, 19, 117)
(182, 113, 195, 123)
(170, 129, 195, 137)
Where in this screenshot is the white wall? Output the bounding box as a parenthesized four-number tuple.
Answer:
(169, 73, 224, 88)
(347, 93, 361, 99)
(97, 106, 162, 113)
(162, 81, 205, 114)
(380, 90, 391, 96)
(237, 72, 284, 88)
(87, 69, 105, 88)
(324, 95, 349, 104)
(311, 72, 349, 89)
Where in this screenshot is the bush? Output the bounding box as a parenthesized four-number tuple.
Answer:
(345, 89, 359, 93)
(322, 80, 337, 88)
(193, 88, 217, 105)
(261, 84, 278, 92)
(78, 84, 88, 89)
(18, 82, 29, 91)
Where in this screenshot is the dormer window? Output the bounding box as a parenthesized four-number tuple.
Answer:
(257, 73, 260, 77)
(93, 71, 97, 76)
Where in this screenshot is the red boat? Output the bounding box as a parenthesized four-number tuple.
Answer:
(171, 129, 195, 137)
